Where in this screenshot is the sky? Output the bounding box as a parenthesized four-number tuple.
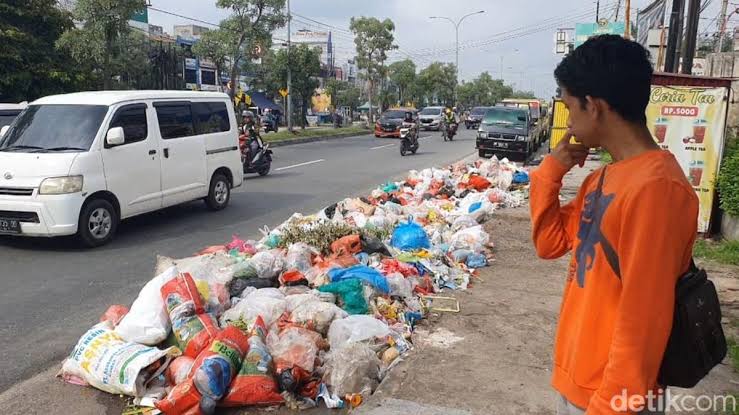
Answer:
(147, 0, 728, 99)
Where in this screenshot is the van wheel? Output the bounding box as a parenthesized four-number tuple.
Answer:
(78, 199, 118, 248)
(205, 173, 231, 211)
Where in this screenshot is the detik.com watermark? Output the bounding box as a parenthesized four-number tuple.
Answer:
(610, 389, 736, 413)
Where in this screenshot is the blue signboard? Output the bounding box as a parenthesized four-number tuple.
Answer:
(575, 21, 626, 48)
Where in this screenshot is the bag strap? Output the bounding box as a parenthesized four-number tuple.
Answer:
(593, 166, 622, 279)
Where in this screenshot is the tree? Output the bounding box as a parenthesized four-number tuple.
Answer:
(269, 44, 320, 129)
(350, 17, 397, 121)
(510, 90, 537, 99)
(388, 59, 416, 106)
(213, 0, 286, 98)
(192, 29, 230, 83)
(0, 0, 90, 101)
(417, 62, 457, 107)
(58, 0, 147, 89)
(456, 72, 514, 109)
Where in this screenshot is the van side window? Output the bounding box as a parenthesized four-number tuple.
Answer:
(109, 104, 148, 145)
(154, 103, 194, 139)
(193, 102, 230, 134)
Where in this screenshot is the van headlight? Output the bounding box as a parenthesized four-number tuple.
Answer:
(478, 131, 488, 139)
(40, 176, 84, 195)
(515, 135, 528, 142)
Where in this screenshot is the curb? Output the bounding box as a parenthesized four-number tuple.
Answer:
(267, 130, 372, 147)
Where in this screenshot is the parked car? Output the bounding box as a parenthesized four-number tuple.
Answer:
(0, 91, 243, 247)
(418, 106, 445, 131)
(476, 107, 533, 159)
(374, 108, 417, 138)
(501, 98, 547, 149)
(465, 106, 489, 129)
(0, 103, 27, 130)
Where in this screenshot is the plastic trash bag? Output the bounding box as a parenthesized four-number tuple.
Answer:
(323, 343, 381, 397)
(390, 220, 430, 251)
(156, 377, 215, 415)
(285, 243, 318, 274)
(385, 273, 413, 299)
(466, 253, 488, 268)
(345, 211, 368, 228)
(449, 225, 490, 254)
(249, 250, 286, 279)
(467, 175, 492, 191)
(327, 265, 390, 294)
(268, 327, 321, 373)
(452, 215, 479, 232)
(318, 279, 369, 315)
(285, 293, 320, 312)
(221, 316, 284, 407)
(61, 321, 179, 397)
(380, 259, 418, 277)
(327, 315, 391, 350)
(99, 304, 129, 327)
(189, 326, 249, 401)
(450, 249, 473, 263)
(331, 235, 362, 256)
(360, 234, 391, 256)
(156, 253, 237, 286)
(220, 291, 286, 329)
(226, 235, 257, 255)
(166, 356, 195, 386)
(382, 201, 403, 216)
(496, 169, 514, 190)
(512, 170, 530, 184)
(290, 300, 348, 334)
(115, 266, 178, 345)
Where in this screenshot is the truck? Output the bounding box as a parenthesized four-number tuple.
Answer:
(501, 98, 548, 149)
(476, 106, 534, 160)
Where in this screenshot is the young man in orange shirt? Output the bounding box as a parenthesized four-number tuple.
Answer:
(530, 35, 698, 414)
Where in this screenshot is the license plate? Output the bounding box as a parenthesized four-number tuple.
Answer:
(0, 218, 21, 234)
(494, 142, 509, 148)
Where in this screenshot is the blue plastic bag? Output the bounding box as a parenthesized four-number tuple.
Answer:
(328, 265, 390, 294)
(466, 253, 487, 268)
(512, 171, 530, 185)
(382, 182, 399, 193)
(468, 202, 483, 213)
(390, 220, 431, 251)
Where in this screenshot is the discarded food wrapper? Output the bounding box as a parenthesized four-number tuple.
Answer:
(420, 295, 460, 313)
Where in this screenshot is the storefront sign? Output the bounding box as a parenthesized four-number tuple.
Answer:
(646, 86, 729, 232)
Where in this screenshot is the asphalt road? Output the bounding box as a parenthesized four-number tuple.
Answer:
(0, 128, 487, 392)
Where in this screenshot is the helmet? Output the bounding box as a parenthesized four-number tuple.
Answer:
(445, 108, 452, 114)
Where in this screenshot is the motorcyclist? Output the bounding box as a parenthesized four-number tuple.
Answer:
(403, 111, 418, 140)
(241, 111, 263, 165)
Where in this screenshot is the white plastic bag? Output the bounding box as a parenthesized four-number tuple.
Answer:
(115, 266, 178, 345)
(249, 250, 286, 279)
(155, 253, 236, 285)
(220, 293, 286, 328)
(323, 343, 381, 397)
(451, 215, 479, 232)
(267, 327, 321, 373)
(386, 273, 413, 299)
(449, 225, 490, 253)
(290, 300, 348, 334)
(285, 293, 320, 312)
(327, 315, 391, 350)
(61, 322, 179, 396)
(285, 243, 317, 273)
(345, 211, 368, 228)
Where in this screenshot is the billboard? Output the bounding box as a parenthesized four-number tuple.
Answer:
(575, 20, 626, 48)
(646, 86, 729, 232)
(131, 8, 148, 24)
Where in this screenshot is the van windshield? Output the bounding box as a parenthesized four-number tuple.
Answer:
(0, 105, 108, 152)
(483, 109, 528, 128)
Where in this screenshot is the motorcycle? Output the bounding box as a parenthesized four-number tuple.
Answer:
(262, 115, 279, 133)
(399, 123, 419, 156)
(239, 127, 273, 176)
(442, 120, 458, 141)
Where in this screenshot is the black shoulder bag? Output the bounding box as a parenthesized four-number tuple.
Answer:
(593, 168, 727, 388)
(658, 260, 727, 388)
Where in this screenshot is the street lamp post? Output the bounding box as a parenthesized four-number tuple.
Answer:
(430, 10, 485, 103)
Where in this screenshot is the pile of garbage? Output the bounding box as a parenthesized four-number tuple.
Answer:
(59, 157, 528, 414)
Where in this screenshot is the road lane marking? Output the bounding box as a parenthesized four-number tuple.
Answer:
(275, 159, 325, 171)
(371, 143, 395, 150)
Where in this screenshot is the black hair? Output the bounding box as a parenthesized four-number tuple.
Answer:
(554, 34, 653, 123)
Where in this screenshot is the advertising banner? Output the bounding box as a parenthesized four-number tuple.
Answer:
(575, 21, 626, 48)
(646, 86, 729, 232)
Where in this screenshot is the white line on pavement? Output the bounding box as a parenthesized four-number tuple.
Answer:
(371, 143, 395, 150)
(275, 159, 325, 171)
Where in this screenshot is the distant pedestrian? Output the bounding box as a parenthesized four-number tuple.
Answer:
(529, 35, 698, 415)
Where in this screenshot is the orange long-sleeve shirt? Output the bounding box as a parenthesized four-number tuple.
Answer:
(530, 150, 698, 414)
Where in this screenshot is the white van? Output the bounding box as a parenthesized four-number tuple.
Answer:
(0, 91, 243, 247)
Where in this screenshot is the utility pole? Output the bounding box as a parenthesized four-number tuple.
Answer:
(682, 0, 701, 74)
(665, 0, 684, 72)
(286, 0, 293, 132)
(615, 0, 622, 20)
(596, 0, 600, 22)
(624, 0, 631, 39)
(717, 0, 730, 52)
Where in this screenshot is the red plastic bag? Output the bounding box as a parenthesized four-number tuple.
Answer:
(220, 317, 283, 407)
(226, 235, 257, 255)
(156, 378, 213, 415)
(330, 235, 361, 256)
(196, 245, 227, 256)
(467, 175, 492, 191)
(279, 270, 307, 286)
(189, 326, 249, 400)
(99, 304, 129, 327)
(380, 259, 418, 277)
(161, 272, 207, 317)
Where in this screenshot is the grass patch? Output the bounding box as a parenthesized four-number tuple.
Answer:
(599, 149, 613, 164)
(263, 126, 367, 143)
(728, 337, 739, 372)
(694, 239, 739, 265)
